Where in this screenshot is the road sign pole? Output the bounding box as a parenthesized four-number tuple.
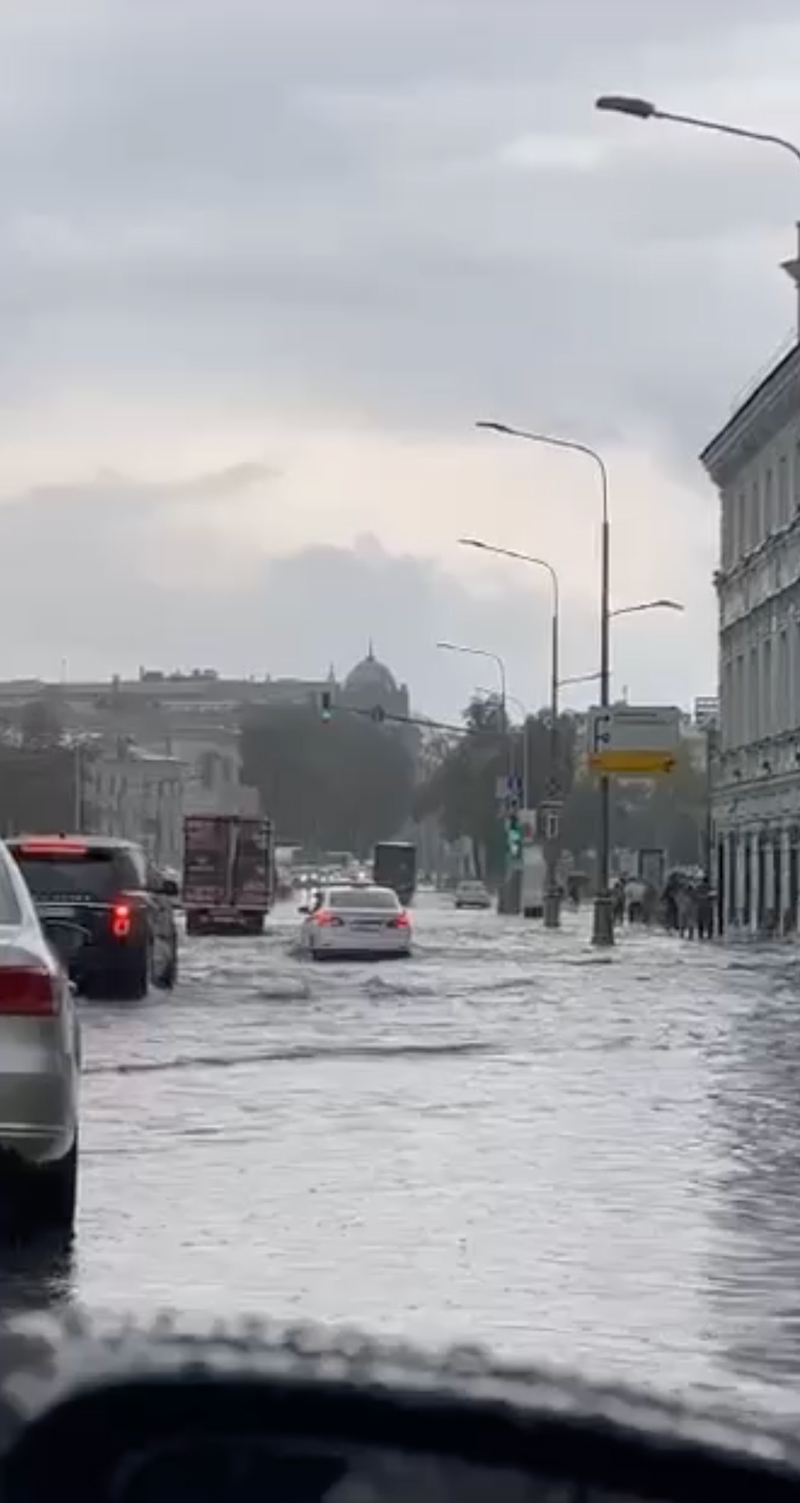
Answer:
(592, 515, 615, 947)
(544, 601, 561, 929)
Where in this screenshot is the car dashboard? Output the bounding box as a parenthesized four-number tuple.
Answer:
(0, 1314, 798, 1502)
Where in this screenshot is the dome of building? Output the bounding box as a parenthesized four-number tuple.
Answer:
(343, 644, 398, 699)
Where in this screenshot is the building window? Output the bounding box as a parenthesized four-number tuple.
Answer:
(795, 620, 800, 729)
(779, 455, 790, 527)
(750, 479, 760, 549)
(749, 645, 759, 741)
(779, 629, 789, 733)
(764, 468, 774, 537)
(736, 491, 745, 560)
(721, 494, 731, 568)
(762, 637, 773, 738)
(735, 654, 745, 746)
(722, 660, 733, 749)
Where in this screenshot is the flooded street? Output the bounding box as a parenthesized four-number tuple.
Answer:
(5, 893, 800, 1427)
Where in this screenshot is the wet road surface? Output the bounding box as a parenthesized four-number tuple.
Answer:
(3, 892, 800, 1426)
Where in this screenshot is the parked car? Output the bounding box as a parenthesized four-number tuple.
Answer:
(454, 880, 492, 910)
(300, 884, 412, 961)
(0, 838, 80, 1232)
(7, 835, 179, 1000)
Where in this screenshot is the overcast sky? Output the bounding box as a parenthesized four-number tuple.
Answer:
(1, 0, 798, 717)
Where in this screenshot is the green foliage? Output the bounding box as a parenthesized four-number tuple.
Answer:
(19, 695, 65, 750)
(415, 698, 578, 879)
(416, 701, 707, 870)
(240, 703, 415, 857)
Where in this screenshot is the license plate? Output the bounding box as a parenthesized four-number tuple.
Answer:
(353, 920, 382, 931)
(40, 906, 77, 919)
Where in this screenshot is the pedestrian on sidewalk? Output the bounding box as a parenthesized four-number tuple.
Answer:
(696, 875, 713, 940)
(625, 874, 646, 924)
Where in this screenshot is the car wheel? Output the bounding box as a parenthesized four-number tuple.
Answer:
(160, 950, 178, 990)
(114, 948, 150, 1000)
(19, 1136, 78, 1235)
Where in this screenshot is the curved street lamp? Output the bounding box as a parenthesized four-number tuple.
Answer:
(595, 94, 800, 166)
(459, 535, 562, 927)
(436, 640, 511, 772)
(595, 95, 800, 328)
(474, 419, 613, 944)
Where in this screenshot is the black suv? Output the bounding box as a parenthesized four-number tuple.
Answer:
(7, 835, 179, 1000)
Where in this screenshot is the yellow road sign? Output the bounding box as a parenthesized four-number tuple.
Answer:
(588, 749, 676, 775)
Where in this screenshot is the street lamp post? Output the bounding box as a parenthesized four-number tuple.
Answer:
(436, 641, 511, 770)
(459, 537, 562, 929)
(595, 95, 800, 331)
(558, 601, 684, 692)
(437, 639, 516, 912)
(475, 419, 614, 945)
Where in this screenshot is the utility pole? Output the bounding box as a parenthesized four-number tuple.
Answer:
(73, 739, 82, 831)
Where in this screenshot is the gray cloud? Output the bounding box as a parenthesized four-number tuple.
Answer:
(0, 0, 790, 693)
(0, 0, 795, 453)
(0, 469, 710, 715)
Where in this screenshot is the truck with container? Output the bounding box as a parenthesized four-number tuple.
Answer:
(182, 814, 275, 936)
(373, 841, 417, 906)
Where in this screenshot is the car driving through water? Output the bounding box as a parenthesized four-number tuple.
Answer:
(7, 834, 179, 1000)
(299, 883, 412, 961)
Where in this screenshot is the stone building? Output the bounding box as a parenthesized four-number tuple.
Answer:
(81, 738, 186, 868)
(702, 344, 800, 934)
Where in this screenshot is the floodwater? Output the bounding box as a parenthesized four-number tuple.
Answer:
(3, 892, 800, 1427)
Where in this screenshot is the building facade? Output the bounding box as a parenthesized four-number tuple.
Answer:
(81, 738, 186, 869)
(702, 345, 800, 934)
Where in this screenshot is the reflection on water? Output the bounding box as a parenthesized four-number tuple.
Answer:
(712, 954, 800, 1410)
(0, 1232, 75, 1319)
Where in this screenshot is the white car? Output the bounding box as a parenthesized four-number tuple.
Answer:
(301, 884, 412, 961)
(0, 840, 81, 1232)
(454, 880, 492, 910)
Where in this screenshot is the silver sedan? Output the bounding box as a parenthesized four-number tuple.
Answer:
(0, 840, 80, 1232)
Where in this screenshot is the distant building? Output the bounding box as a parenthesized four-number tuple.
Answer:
(339, 644, 410, 721)
(81, 738, 186, 868)
(0, 649, 415, 838)
(693, 696, 719, 729)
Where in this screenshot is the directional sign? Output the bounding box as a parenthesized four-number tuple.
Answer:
(587, 705, 680, 776)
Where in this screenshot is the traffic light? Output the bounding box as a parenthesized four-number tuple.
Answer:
(506, 810, 523, 859)
(320, 689, 332, 723)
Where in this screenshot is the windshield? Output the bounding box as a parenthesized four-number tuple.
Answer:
(329, 888, 399, 911)
(13, 852, 139, 901)
(0, 2, 790, 1476)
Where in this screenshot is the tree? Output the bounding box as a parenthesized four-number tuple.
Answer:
(414, 695, 516, 880)
(240, 703, 415, 856)
(20, 695, 65, 750)
(416, 701, 706, 878)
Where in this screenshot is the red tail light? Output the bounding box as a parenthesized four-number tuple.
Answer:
(0, 965, 57, 1016)
(17, 839, 88, 856)
(313, 910, 342, 927)
(390, 911, 410, 928)
(111, 902, 131, 938)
